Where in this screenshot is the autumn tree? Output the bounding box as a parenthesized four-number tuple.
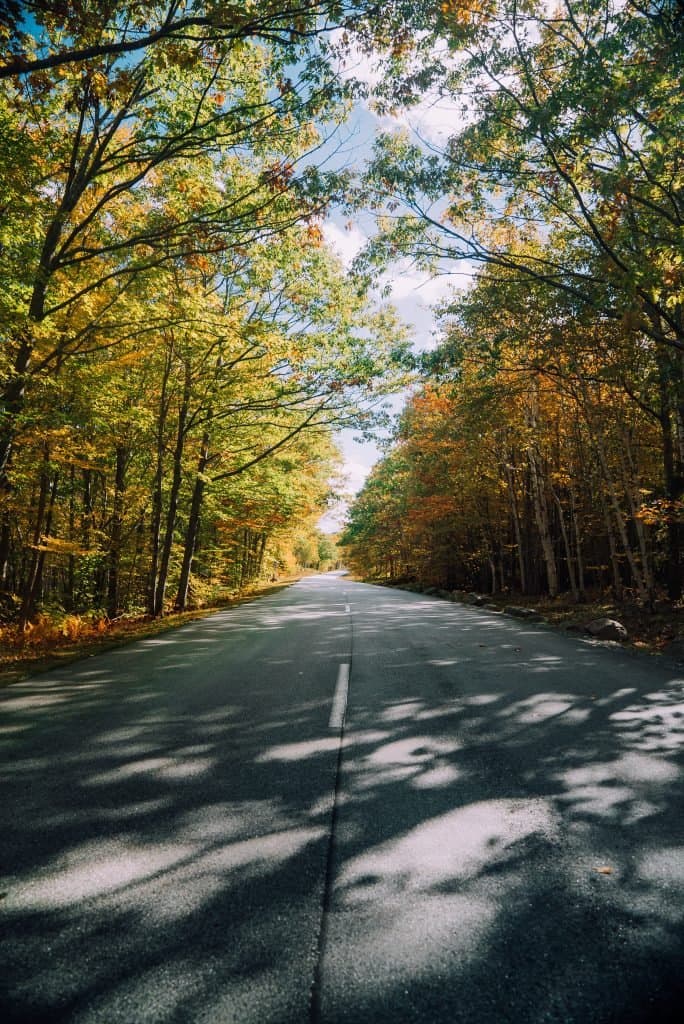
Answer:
(345, 262, 667, 602)
(0, 2, 416, 626)
(345, 0, 684, 597)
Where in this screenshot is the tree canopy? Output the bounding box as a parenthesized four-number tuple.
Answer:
(343, 0, 684, 602)
(0, 0, 412, 630)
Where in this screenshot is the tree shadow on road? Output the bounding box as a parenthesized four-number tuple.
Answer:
(0, 587, 682, 1023)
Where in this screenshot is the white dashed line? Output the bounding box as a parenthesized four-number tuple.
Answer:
(329, 663, 350, 730)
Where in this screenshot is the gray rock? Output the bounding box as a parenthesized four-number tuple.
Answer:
(504, 605, 543, 620)
(465, 593, 487, 606)
(585, 617, 629, 641)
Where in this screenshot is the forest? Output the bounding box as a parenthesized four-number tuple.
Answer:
(341, 0, 684, 613)
(0, 0, 414, 645)
(0, 1, 682, 654)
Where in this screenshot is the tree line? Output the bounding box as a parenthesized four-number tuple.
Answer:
(343, 0, 684, 604)
(0, 0, 416, 630)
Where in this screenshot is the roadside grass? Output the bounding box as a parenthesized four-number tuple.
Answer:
(0, 578, 298, 688)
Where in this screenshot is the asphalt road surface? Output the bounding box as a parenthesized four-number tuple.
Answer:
(1, 573, 683, 1023)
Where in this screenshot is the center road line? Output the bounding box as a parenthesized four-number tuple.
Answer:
(311, 658, 352, 1022)
(328, 663, 350, 730)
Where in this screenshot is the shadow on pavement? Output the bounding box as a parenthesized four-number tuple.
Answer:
(0, 580, 682, 1023)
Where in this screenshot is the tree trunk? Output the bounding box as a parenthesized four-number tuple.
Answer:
(598, 484, 623, 601)
(504, 458, 526, 593)
(578, 379, 650, 603)
(550, 485, 579, 601)
(0, 511, 11, 586)
(175, 431, 210, 612)
(107, 446, 128, 619)
(593, 429, 649, 603)
(256, 532, 267, 578)
(148, 345, 174, 615)
(659, 381, 682, 600)
(569, 485, 586, 598)
(0, 336, 32, 484)
(620, 429, 655, 603)
(527, 443, 558, 597)
(151, 360, 191, 616)
(81, 468, 93, 548)
(19, 455, 59, 627)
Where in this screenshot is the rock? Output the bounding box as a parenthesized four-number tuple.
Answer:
(450, 590, 466, 602)
(465, 593, 487, 606)
(423, 586, 439, 595)
(484, 604, 502, 612)
(504, 605, 544, 621)
(504, 605, 527, 618)
(585, 617, 629, 641)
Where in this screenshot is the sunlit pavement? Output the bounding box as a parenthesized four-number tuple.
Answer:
(1, 574, 683, 1022)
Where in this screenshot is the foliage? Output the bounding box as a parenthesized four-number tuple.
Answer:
(343, 263, 676, 601)
(0, 2, 410, 625)
(344, 0, 684, 601)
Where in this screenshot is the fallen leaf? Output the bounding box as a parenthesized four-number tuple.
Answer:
(594, 866, 614, 875)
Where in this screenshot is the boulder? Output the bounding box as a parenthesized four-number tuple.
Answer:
(465, 593, 487, 606)
(585, 617, 629, 641)
(504, 605, 530, 618)
(504, 605, 544, 622)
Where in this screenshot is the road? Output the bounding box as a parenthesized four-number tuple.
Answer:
(1, 573, 683, 1023)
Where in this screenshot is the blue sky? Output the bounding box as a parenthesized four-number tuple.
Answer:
(315, 46, 472, 531)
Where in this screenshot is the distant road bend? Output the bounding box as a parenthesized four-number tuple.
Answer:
(1, 573, 683, 1022)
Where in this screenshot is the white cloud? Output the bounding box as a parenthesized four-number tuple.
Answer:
(381, 93, 471, 147)
(322, 220, 367, 270)
(333, 32, 472, 147)
(379, 262, 457, 304)
(318, 456, 377, 533)
(331, 32, 384, 90)
(342, 457, 373, 494)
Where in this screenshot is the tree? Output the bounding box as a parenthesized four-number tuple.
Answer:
(344, 259, 670, 603)
(0, 2, 436, 79)
(348, 0, 684, 598)
(365, 1, 684, 350)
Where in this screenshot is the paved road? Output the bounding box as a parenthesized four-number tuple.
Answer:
(1, 574, 683, 1023)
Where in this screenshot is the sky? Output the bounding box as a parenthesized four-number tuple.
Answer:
(315, 47, 471, 532)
